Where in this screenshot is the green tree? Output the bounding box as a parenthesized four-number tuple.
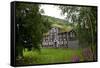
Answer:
(16, 3, 51, 58)
(59, 6, 97, 60)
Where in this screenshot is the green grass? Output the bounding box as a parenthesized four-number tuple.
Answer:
(23, 48, 84, 64)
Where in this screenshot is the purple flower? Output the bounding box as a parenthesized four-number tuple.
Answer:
(72, 55, 80, 62)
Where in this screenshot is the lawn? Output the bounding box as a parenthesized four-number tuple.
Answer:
(23, 48, 84, 65)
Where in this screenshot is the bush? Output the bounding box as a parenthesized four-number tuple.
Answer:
(23, 49, 41, 64)
(82, 48, 93, 61)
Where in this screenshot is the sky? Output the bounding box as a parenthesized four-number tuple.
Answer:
(40, 4, 66, 20)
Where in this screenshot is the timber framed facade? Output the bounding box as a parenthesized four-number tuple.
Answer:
(42, 27, 79, 48)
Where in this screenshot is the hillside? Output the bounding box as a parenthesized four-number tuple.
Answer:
(42, 15, 73, 34)
(43, 15, 67, 24)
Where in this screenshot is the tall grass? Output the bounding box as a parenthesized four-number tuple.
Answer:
(23, 48, 84, 64)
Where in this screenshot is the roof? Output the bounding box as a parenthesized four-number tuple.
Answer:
(43, 25, 74, 36)
(52, 23, 73, 32)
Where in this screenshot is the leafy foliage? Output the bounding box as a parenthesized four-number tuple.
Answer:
(59, 5, 97, 60)
(16, 3, 51, 57)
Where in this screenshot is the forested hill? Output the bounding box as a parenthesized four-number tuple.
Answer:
(42, 15, 73, 32)
(42, 15, 67, 24)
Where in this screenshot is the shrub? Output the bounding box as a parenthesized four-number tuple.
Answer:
(23, 49, 41, 64)
(82, 48, 93, 61)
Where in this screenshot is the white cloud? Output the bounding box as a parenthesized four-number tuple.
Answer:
(40, 4, 66, 19)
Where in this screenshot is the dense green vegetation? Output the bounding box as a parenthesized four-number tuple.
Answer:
(16, 3, 51, 59)
(59, 6, 97, 60)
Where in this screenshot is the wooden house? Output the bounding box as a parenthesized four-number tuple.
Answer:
(42, 27, 79, 48)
